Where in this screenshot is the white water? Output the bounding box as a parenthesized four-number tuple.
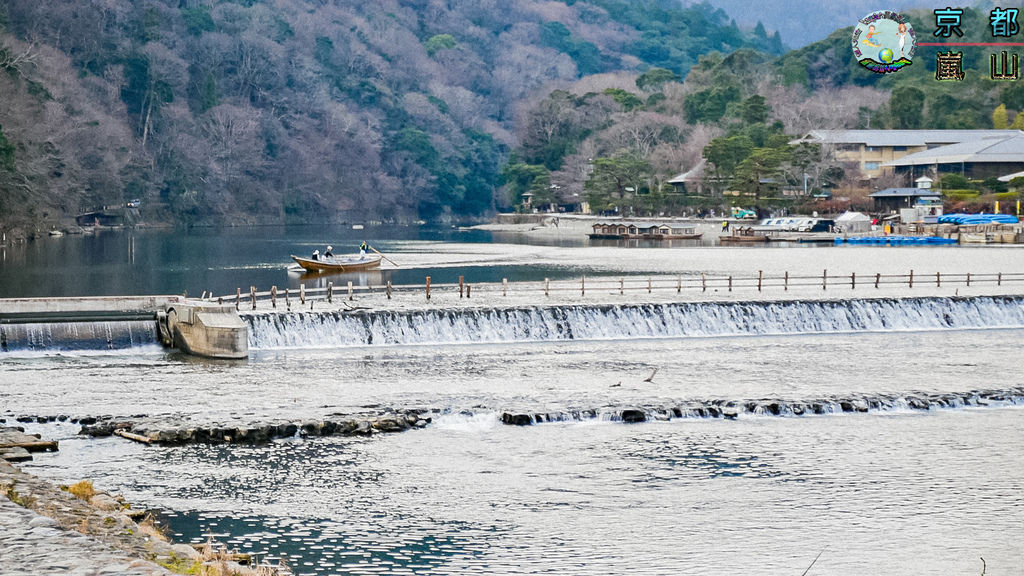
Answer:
(247, 296, 1024, 350)
(0, 320, 159, 354)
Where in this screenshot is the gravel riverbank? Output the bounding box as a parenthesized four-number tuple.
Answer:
(0, 455, 286, 575)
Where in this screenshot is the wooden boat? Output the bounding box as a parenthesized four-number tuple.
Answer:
(719, 227, 778, 244)
(290, 254, 382, 273)
(589, 222, 703, 240)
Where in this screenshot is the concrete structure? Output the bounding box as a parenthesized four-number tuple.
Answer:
(162, 302, 248, 360)
(792, 130, 1024, 179)
(883, 133, 1024, 180)
(0, 296, 247, 359)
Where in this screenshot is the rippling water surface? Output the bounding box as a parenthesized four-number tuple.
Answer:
(8, 328, 1024, 575)
(4, 236, 1024, 574)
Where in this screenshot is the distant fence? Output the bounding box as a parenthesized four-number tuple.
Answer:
(209, 271, 1024, 311)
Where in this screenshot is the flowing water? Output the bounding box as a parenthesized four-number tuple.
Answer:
(2, 229, 1024, 574)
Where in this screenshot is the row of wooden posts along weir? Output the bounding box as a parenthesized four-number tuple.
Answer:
(204, 271, 1024, 310)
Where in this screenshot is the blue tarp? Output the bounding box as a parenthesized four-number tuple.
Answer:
(835, 236, 958, 245)
(937, 213, 1019, 225)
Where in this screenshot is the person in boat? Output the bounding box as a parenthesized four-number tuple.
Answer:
(311, 249, 320, 261)
(360, 241, 368, 255)
(324, 245, 333, 258)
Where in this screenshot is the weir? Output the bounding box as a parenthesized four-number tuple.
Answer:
(0, 296, 247, 359)
(244, 295, 1024, 349)
(4, 291, 1024, 355)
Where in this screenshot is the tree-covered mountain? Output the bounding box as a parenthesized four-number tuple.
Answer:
(0, 0, 778, 232)
(503, 6, 1024, 216)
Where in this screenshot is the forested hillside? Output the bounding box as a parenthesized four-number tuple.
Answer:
(505, 6, 1024, 216)
(0, 0, 777, 232)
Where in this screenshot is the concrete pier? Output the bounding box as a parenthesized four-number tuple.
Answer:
(162, 302, 248, 360)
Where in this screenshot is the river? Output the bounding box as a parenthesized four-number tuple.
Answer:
(2, 227, 1023, 575)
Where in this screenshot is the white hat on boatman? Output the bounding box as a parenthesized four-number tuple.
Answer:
(327, 245, 332, 250)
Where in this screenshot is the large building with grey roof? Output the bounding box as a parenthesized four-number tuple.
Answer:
(882, 133, 1024, 180)
(791, 130, 1024, 179)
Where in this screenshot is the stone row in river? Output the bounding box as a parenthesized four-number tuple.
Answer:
(501, 387, 1024, 426)
(2, 410, 432, 446)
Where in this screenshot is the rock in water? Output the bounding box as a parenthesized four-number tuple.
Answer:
(620, 409, 646, 423)
(501, 413, 533, 426)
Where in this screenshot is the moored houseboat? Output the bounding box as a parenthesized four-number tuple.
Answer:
(589, 222, 703, 240)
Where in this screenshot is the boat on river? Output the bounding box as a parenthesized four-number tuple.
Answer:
(719, 227, 779, 244)
(290, 254, 382, 273)
(589, 222, 703, 240)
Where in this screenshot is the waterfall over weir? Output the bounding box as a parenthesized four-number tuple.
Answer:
(0, 320, 159, 354)
(245, 296, 1024, 350)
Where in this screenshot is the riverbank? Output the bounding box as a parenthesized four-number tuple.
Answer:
(0, 437, 287, 575)
(466, 213, 722, 239)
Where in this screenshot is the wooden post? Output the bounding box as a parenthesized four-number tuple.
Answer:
(218, 297, 223, 305)
(581, 275, 586, 296)
(998, 272, 1002, 286)
(466, 285, 471, 298)
(300, 284, 305, 304)
(676, 275, 681, 293)
(909, 269, 914, 288)
(545, 278, 550, 297)
(236, 288, 241, 310)
(784, 271, 789, 291)
(426, 276, 432, 300)
(966, 272, 971, 287)
(875, 273, 880, 289)
(285, 288, 290, 308)
(386, 281, 392, 300)
(459, 276, 464, 298)
(620, 277, 624, 295)
(647, 278, 652, 294)
(502, 278, 508, 297)
(271, 286, 277, 308)
(327, 282, 333, 303)
(250, 286, 256, 310)
(936, 272, 941, 288)
(851, 272, 855, 290)
(728, 276, 732, 292)
(822, 269, 827, 291)
(701, 273, 706, 292)
(757, 270, 762, 292)
(347, 281, 353, 301)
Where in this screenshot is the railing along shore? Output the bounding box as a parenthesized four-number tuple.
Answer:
(208, 271, 1024, 310)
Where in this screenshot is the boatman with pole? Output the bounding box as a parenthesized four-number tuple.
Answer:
(360, 241, 368, 255)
